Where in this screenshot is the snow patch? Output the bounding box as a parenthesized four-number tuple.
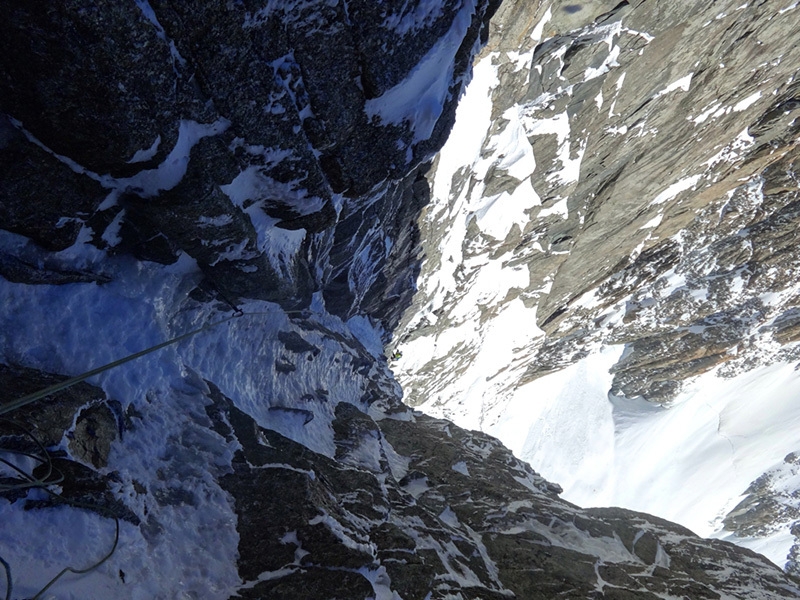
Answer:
(654, 73, 693, 98)
(650, 174, 701, 205)
(126, 134, 161, 164)
(733, 90, 762, 112)
(365, 0, 478, 143)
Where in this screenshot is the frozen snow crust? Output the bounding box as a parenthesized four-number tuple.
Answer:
(395, 0, 800, 581)
(2, 0, 800, 598)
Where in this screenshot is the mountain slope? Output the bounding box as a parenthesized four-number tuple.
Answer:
(1, 0, 799, 598)
(393, 0, 800, 574)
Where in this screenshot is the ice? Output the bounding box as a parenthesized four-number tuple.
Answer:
(365, 0, 478, 143)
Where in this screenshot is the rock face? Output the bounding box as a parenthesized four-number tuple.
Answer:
(393, 0, 800, 575)
(0, 0, 494, 325)
(1, 0, 800, 599)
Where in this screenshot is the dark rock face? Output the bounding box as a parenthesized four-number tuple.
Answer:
(0, 0, 498, 322)
(1, 0, 800, 598)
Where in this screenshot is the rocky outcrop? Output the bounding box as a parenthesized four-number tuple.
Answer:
(0, 0, 498, 326)
(1, 0, 800, 598)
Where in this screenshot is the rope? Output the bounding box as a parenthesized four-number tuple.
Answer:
(30, 504, 119, 600)
(1, 306, 313, 417)
(0, 420, 118, 600)
(0, 312, 243, 417)
(0, 304, 313, 597)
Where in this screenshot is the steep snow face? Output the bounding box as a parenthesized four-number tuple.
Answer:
(395, 0, 800, 573)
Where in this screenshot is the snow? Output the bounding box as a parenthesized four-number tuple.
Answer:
(517, 110, 585, 186)
(692, 102, 723, 124)
(0, 256, 243, 597)
(585, 44, 620, 82)
(474, 180, 539, 240)
(530, 7, 552, 43)
(365, 0, 478, 143)
(733, 90, 763, 112)
(538, 197, 569, 219)
(0, 220, 392, 596)
(451, 461, 470, 476)
(359, 565, 403, 600)
(491, 346, 621, 501)
(704, 128, 755, 168)
(348, 315, 385, 358)
(134, 0, 186, 69)
(640, 213, 663, 229)
(779, 1, 799, 13)
(650, 174, 701, 205)
(454, 346, 800, 570)
(654, 73, 694, 98)
(101, 209, 126, 247)
(127, 134, 161, 164)
(422, 53, 499, 309)
(220, 164, 319, 271)
(399, 298, 543, 433)
(491, 107, 537, 181)
(11, 117, 229, 200)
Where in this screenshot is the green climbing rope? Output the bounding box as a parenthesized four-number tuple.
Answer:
(0, 419, 120, 600)
(0, 312, 243, 417)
